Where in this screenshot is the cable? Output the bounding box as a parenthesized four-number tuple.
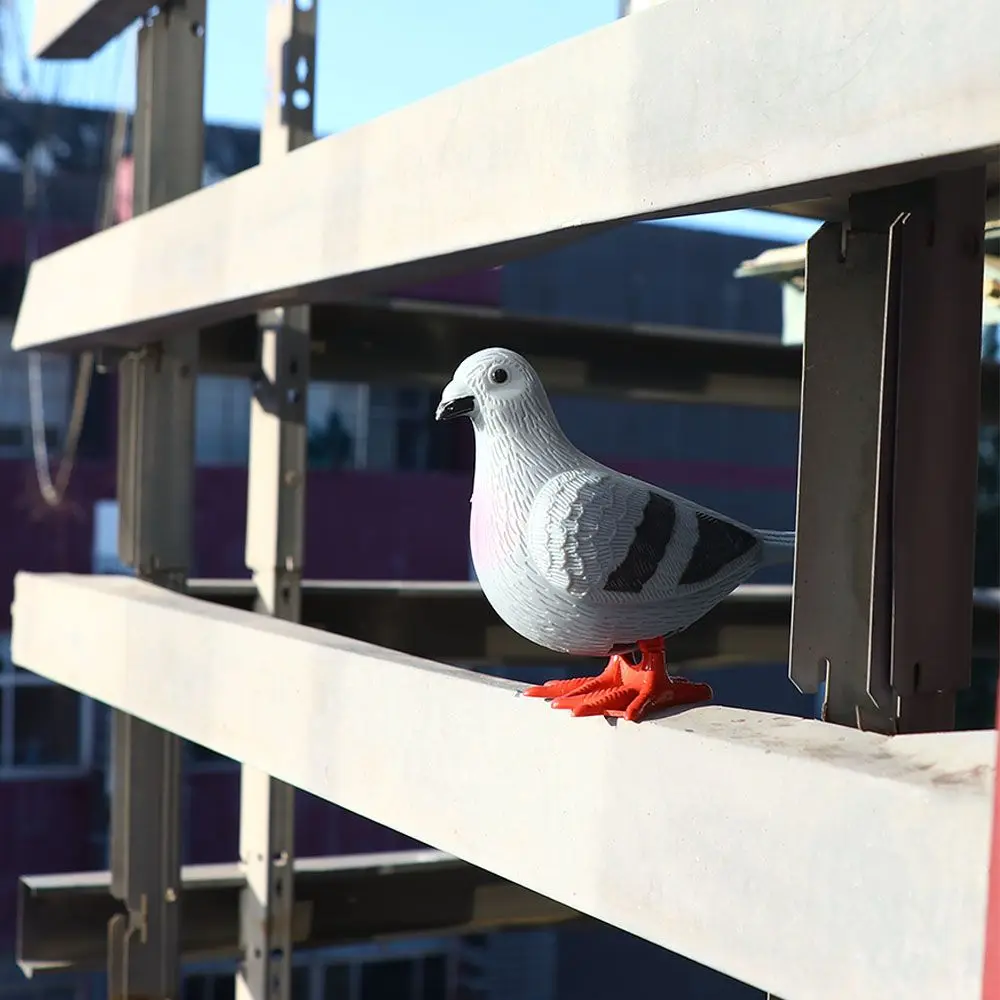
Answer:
(15, 9, 132, 506)
(27, 99, 127, 505)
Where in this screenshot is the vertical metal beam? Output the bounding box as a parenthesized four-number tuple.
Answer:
(790, 214, 896, 731)
(111, 4, 206, 1000)
(889, 168, 986, 731)
(237, 4, 316, 1000)
(790, 172, 986, 734)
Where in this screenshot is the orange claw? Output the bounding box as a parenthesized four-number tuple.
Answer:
(522, 638, 712, 723)
(523, 654, 625, 701)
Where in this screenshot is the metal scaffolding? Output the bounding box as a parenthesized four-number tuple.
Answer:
(9, 2, 1000, 1000)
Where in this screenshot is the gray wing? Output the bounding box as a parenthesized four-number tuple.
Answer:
(526, 468, 762, 606)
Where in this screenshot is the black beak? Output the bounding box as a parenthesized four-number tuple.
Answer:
(435, 395, 475, 422)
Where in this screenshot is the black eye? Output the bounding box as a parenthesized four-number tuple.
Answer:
(489, 367, 509, 385)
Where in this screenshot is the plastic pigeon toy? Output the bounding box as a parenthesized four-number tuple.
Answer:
(435, 347, 796, 723)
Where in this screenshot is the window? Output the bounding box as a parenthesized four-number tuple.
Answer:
(359, 961, 412, 1000)
(366, 386, 437, 472)
(322, 965, 350, 1000)
(92, 500, 134, 575)
(0, 633, 94, 776)
(193, 376, 370, 469)
(182, 971, 233, 1000)
(0, 980, 84, 1000)
(180, 942, 456, 1000)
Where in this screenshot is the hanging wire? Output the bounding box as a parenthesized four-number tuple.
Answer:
(13, 11, 132, 506)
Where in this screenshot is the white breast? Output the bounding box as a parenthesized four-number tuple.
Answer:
(470, 470, 611, 656)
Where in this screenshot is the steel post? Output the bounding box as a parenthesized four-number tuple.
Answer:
(236, 4, 316, 1000)
(790, 172, 986, 733)
(110, 3, 206, 1000)
(790, 214, 895, 729)
(888, 169, 986, 731)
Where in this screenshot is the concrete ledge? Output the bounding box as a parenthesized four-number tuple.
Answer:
(11, 572, 996, 1000)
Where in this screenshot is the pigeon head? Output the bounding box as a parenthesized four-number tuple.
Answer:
(435, 347, 553, 433)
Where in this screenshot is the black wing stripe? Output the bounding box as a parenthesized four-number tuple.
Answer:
(678, 512, 758, 586)
(603, 493, 676, 594)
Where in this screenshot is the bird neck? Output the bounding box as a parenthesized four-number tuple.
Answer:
(471, 404, 583, 503)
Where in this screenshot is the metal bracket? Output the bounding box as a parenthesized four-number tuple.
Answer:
(117, 340, 197, 579)
(791, 216, 895, 729)
(280, 33, 315, 132)
(793, 171, 987, 733)
(109, 4, 206, 999)
(888, 169, 986, 731)
(238, 6, 317, 1000)
(108, 714, 182, 1000)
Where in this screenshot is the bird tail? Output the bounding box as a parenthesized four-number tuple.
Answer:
(756, 528, 796, 567)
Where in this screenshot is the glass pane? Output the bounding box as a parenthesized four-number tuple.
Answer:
(291, 965, 311, 1000)
(212, 973, 235, 1000)
(323, 965, 350, 1000)
(182, 974, 206, 1000)
(361, 960, 414, 1000)
(13, 684, 80, 766)
(422, 956, 447, 1000)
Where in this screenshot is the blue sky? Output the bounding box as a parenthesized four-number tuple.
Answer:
(11, 0, 819, 244)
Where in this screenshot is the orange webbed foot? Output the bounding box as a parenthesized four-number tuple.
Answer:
(523, 639, 712, 723)
(523, 654, 625, 703)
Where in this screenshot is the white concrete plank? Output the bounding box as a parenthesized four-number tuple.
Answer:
(31, 0, 148, 59)
(13, 0, 1000, 351)
(10, 571, 995, 1000)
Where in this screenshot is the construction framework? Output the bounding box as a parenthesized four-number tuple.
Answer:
(9, 3, 1000, 1000)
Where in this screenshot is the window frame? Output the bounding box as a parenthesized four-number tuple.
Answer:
(0, 632, 95, 780)
(179, 938, 460, 1000)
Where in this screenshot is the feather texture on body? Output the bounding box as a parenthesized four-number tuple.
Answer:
(436, 347, 795, 660)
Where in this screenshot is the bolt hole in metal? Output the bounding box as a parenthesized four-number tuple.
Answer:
(292, 54, 312, 111)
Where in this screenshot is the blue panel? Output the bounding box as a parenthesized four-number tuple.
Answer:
(502, 222, 783, 335)
(550, 395, 800, 470)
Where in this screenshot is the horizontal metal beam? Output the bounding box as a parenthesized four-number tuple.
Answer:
(18, 849, 579, 975)
(11, 572, 996, 1000)
(187, 579, 1000, 670)
(30, 0, 150, 60)
(197, 297, 1000, 418)
(203, 300, 804, 408)
(13, 0, 1000, 353)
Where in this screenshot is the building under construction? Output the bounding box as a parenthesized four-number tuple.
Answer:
(3, 2, 1000, 1000)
